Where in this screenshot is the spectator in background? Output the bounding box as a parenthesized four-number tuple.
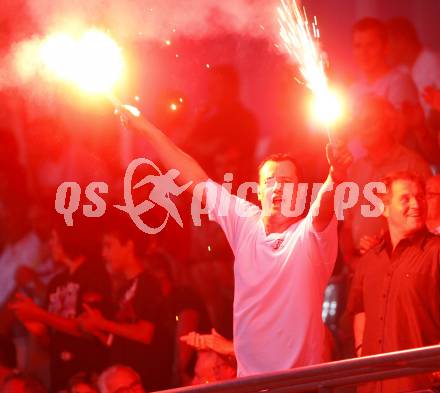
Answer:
(386, 17, 440, 118)
(340, 96, 431, 270)
(350, 18, 428, 157)
(79, 214, 170, 391)
(0, 206, 38, 309)
(426, 175, 440, 234)
(152, 90, 191, 146)
(1, 373, 47, 393)
(67, 372, 98, 393)
(348, 171, 440, 393)
(180, 329, 236, 385)
(97, 365, 146, 393)
(352, 18, 419, 111)
(185, 64, 259, 188)
(149, 256, 210, 386)
(10, 220, 111, 392)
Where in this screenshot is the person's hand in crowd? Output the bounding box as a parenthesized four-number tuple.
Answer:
(359, 235, 381, 255)
(77, 303, 105, 334)
(423, 86, 440, 112)
(326, 140, 353, 183)
(116, 104, 151, 133)
(180, 329, 234, 357)
(9, 293, 44, 321)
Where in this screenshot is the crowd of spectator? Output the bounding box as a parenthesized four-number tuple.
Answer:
(0, 15, 440, 393)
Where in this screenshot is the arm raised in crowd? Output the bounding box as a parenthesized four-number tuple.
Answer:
(311, 142, 353, 232)
(121, 108, 208, 195)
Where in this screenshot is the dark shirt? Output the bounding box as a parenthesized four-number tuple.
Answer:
(348, 229, 440, 393)
(46, 260, 111, 392)
(111, 270, 170, 391)
(161, 286, 211, 384)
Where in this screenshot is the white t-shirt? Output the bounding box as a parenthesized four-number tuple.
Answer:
(352, 67, 419, 110)
(411, 49, 440, 115)
(205, 180, 338, 377)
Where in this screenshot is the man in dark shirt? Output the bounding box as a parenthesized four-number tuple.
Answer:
(79, 216, 170, 391)
(150, 256, 211, 386)
(11, 221, 111, 392)
(348, 170, 440, 393)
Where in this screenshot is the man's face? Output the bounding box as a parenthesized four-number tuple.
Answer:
(258, 160, 299, 218)
(426, 178, 440, 223)
(104, 369, 145, 393)
(383, 179, 426, 236)
(353, 29, 386, 76)
(102, 234, 131, 275)
(356, 101, 390, 150)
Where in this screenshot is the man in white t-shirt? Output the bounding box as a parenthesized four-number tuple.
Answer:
(121, 109, 352, 377)
(351, 18, 419, 111)
(350, 18, 438, 162)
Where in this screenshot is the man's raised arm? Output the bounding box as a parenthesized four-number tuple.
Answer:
(312, 143, 353, 232)
(121, 108, 209, 194)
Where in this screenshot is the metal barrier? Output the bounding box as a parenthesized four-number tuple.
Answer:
(155, 345, 440, 393)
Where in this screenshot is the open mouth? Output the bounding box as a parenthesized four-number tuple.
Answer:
(272, 196, 283, 204)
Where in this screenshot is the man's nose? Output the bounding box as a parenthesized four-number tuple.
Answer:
(409, 196, 422, 209)
(274, 181, 283, 192)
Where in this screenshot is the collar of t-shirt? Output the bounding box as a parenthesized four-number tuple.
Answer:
(257, 218, 303, 251)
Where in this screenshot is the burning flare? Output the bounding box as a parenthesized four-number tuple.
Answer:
(40, 29, 124, 94)
(278, 0, 343, 128)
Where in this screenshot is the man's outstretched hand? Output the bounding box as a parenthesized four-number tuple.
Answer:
(180, 329, 234, 357)
(326, 142, 353, 183)
(116, 105, 152, 134)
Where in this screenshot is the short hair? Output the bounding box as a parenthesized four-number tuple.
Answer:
(68, 372, 97, 393)
(3, 373, 47, 393)
(101, 211, 149, 259)
(379, 171, 426, 204)
(257, 153, 302, 182)
(54, 217, 101, 260)
(98, 365, 141, 393)
(353, 17, 388, 45)
(387, 17, 420, 46)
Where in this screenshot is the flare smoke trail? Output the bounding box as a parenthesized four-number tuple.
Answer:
(1, 0, 283, 91)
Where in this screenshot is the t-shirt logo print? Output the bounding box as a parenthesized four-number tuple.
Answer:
(272, 238, 284, 250)
(115, 158, 193, 234)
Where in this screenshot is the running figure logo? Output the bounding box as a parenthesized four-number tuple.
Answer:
(115, 158, 192, 234)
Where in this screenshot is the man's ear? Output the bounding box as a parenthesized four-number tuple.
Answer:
(257, 184, 262, 202)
